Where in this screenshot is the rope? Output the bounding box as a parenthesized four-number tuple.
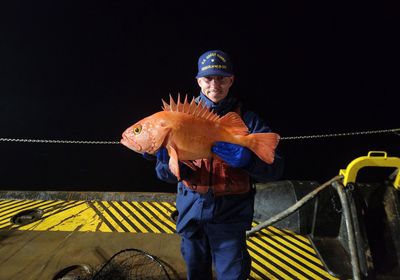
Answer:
(280, 128, 400, 140)
(0, 138, 120, 145)
(1, 128, 398, 145)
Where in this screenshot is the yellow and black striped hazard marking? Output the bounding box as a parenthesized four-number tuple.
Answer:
(0, 199, 338, 279)
(247, 223, 338, 280)
(0, 199, 176, 233)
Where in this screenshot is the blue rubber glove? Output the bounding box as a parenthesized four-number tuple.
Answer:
(155, 147, 169, 164)
(211, 141, 252, 168)
(143, 147, 169, 163)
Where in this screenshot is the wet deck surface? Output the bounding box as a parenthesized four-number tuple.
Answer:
(0, 230, 185, 280)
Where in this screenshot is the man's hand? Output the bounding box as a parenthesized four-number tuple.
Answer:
(211, 141, 252, 168)
(155, 147, 169, 164)
(143, 147, 169, 164)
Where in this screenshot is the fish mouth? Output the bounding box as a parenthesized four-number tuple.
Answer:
(120, 135, 141, 152)
(120, 136, 129, 146)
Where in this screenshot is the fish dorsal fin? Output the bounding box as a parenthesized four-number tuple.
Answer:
(161, 99, 170, 111)
(176, 93, 184, 112)
(218, 112, 249, 136)
(161, 94, 221, 121)
(169, 94, 177, 111)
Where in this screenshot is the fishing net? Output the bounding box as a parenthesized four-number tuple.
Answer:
(92, 248, 171, 280)
(54, 248, 171, 280)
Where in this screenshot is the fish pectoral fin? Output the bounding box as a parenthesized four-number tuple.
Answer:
(167, 145, 181, 180)
(181, 160, 197, 171)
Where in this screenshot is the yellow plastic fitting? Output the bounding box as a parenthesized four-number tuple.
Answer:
(339, 151, 400, 189)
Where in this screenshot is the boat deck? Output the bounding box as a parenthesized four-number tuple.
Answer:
(0, 191, 338, 280)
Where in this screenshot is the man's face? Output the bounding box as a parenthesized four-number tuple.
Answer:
(197, 75, 234, 103)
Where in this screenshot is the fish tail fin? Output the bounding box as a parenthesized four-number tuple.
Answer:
(244, 133, 280, 164)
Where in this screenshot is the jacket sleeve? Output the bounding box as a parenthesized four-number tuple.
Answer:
(242, 111, 284, 183)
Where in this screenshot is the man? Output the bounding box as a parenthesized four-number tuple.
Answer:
(150, 50, 283, 279)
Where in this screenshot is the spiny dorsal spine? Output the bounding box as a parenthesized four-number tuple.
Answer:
(162, 94, 220, 121)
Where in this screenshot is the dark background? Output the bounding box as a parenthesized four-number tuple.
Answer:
(0, 1, 398, 192)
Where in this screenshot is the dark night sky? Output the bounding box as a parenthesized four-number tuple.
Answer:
(0, 1, 398, 192)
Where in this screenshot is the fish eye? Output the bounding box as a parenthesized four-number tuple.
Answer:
(133, 125, 142, 135)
